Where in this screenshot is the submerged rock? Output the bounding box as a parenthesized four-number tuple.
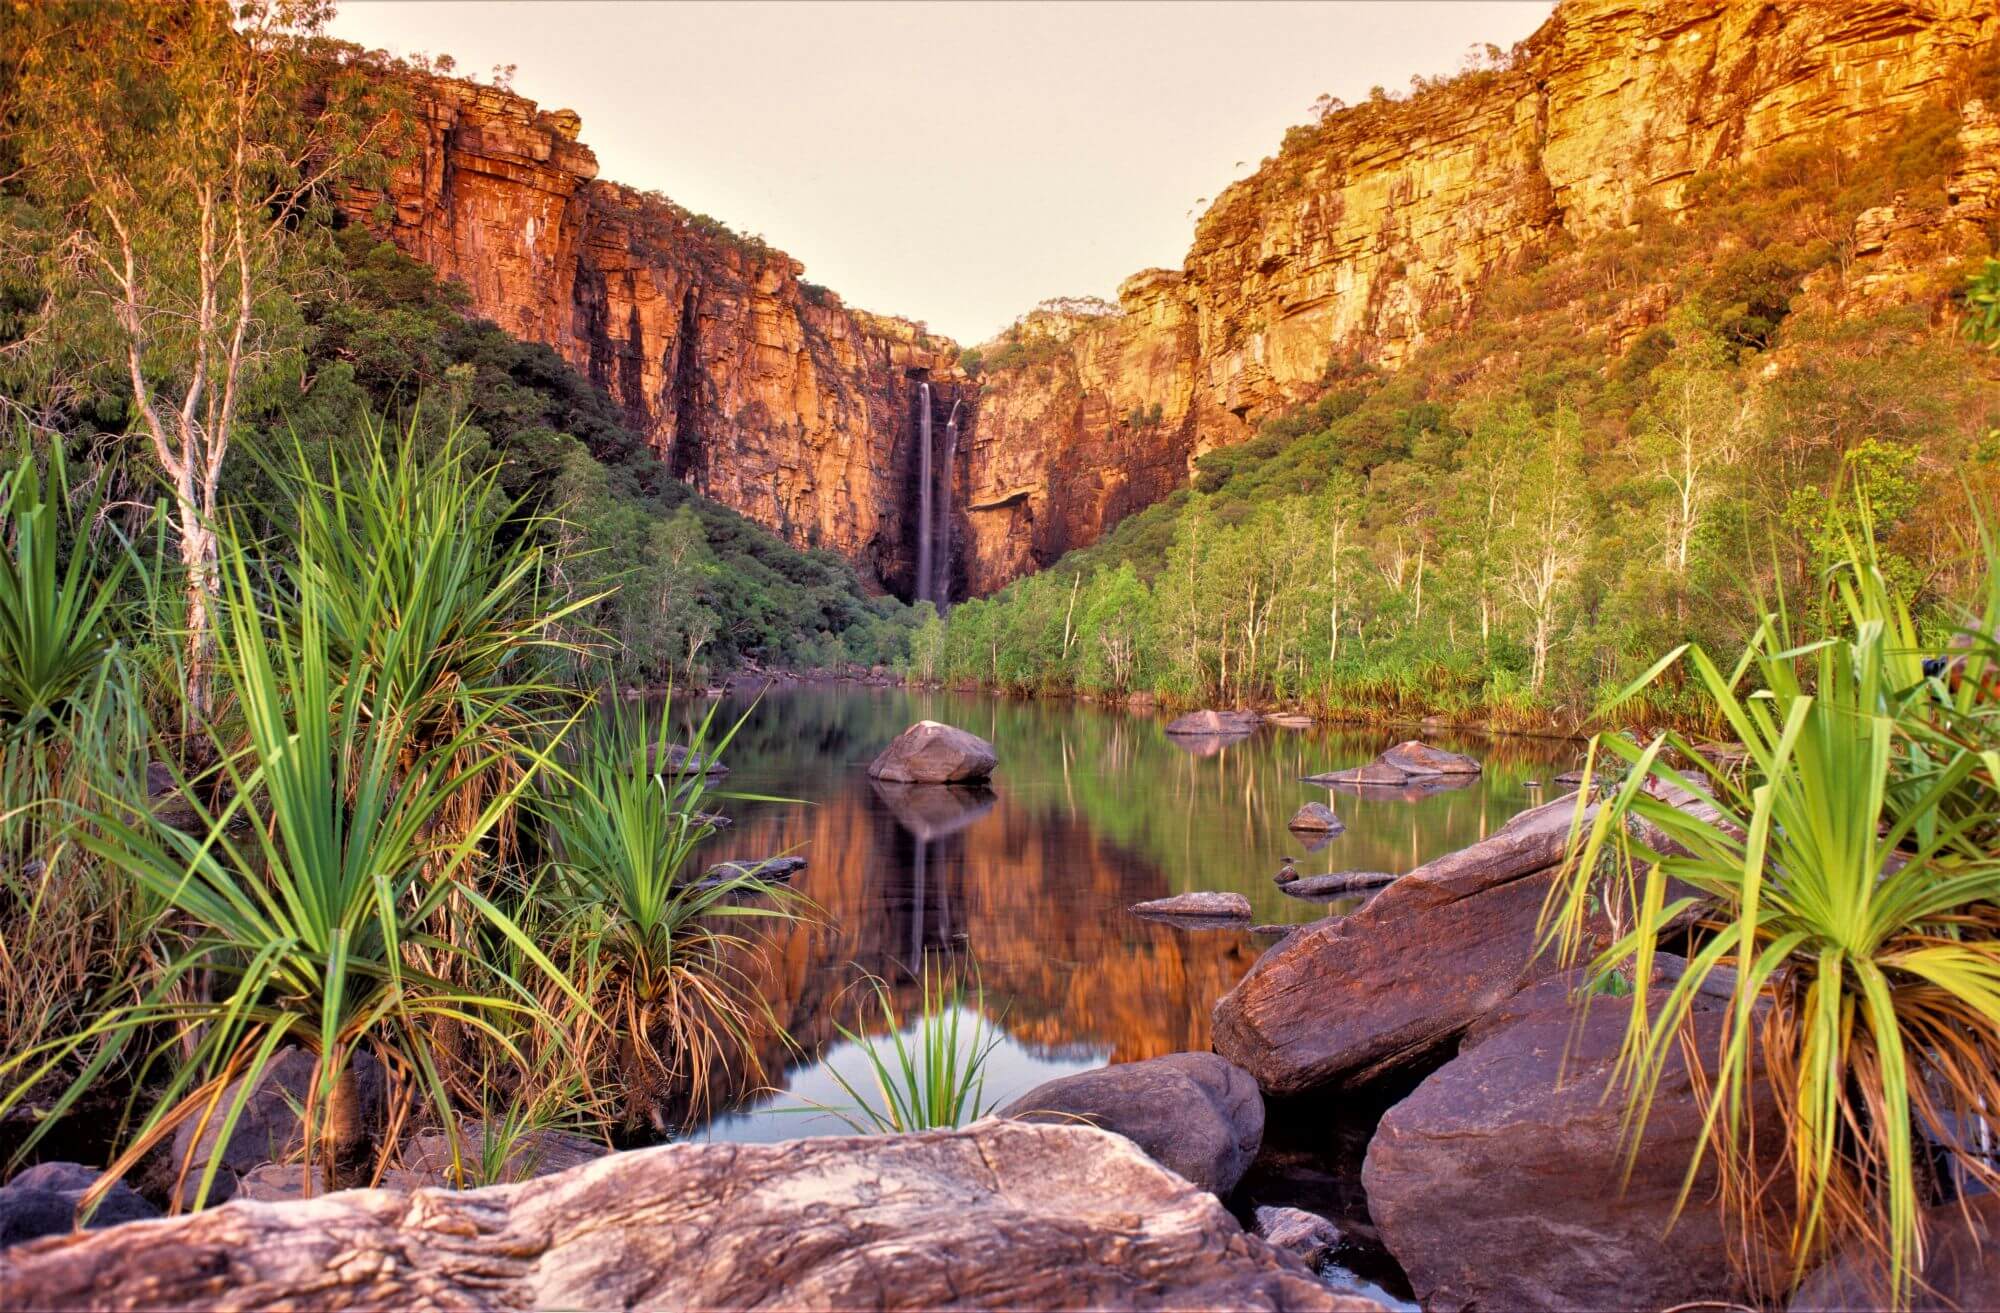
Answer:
(1278, 871, 1394, 901)
(1165, 709, 1261, 736)
(1305, 760, 1407, 787)
(1286, 802, 1343, 834)
(0, 1164, 155, 1250)
(702, 856, 807, 882)
(1130, 891, 1252, 921)
(0, 1122, 1371, 1311)
(866, 720, 998, 784)
(1212, 796, 1593, 1094)
(999, 1053, 1264, 1195)
(1362, 995, 1783, 1312)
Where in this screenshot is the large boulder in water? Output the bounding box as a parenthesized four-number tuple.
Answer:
(1212, 796, 1592, 1094)
(0, 1121, 1379, 1311)
(866, 721, 998, 784)
(1165, 709, 1260, 736)
(998, 1053, 1264, 1195)
(1361, 994, 1783, 1312)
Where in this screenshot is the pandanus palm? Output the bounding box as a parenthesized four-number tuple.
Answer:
(1546, 531, 2000, 1307)
(0, 496, 586, 1209)
(534, 698, 800, 1129)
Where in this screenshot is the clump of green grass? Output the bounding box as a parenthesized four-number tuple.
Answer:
(534, 697, 801, 1131)
(818, 963, 1002, 1134)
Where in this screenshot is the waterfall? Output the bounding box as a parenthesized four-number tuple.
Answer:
(934, 399, 962, 609)
(915, 382, 933, 605)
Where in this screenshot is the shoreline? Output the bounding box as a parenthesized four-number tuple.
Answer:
(636, 666, 1598, 744)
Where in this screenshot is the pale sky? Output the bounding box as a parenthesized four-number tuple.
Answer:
(328, 1, 1554, 344)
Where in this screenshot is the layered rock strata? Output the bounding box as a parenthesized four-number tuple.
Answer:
(963, 0, 2000, 586)
(343, 76, 973, 599)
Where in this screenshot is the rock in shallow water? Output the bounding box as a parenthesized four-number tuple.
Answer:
(1165, 709, 1261, 736)
(0, 1121, 1382, 1311)
(866, 720, 998, 784)
(999, 1053, 1264, 1195)
(1131, 891, 1252, 920)
(1287, 802, 1343, 833)
(1254, 1205, 1345, 1273)
(1377, 741, 1481, 776)
(1277, 871, 1395, 901)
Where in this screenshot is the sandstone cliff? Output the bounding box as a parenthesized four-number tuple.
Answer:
(349, 0, 1999, 600)
(964, 0, 2000, 588)
(343, 76, 974, 600)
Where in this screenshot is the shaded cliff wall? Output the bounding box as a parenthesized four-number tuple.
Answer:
(965, 0, 2000, 591)
(343, 76, 972, 599)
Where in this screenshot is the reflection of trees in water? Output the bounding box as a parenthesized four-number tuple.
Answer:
(667, 687, 1580, 1121)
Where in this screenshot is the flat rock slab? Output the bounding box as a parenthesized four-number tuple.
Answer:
(999, 1053, 1264, 1195)
(1287, 802, 1343, 833)
(867, 721, 998, 784)
(703, 856, 808, 882)
(1305, 761, 1408, 787)
(1165, 709, 1261, 736)
(1278, 871, 1394, 901)
(1131, 891, 1252, 921)
(1212, 795, 1595, 1095)
(1377, 741, 1481, 776)
(1362, 996, 1782, 1312)
(0, 1121, 1380, 1311)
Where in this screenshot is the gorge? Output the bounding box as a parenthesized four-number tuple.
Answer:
(342, 0, 2000, 602)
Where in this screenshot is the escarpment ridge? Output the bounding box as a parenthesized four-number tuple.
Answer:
(346, 0, 2000, 597)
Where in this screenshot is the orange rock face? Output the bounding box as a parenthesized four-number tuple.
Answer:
(343, 76, 973, 599)
(350, 0, 1997, 598)
(965, 0, 2000, 588)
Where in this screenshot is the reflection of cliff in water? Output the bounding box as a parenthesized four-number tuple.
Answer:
(669, 687, 1577, 1128)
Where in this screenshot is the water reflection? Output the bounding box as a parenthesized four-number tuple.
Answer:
(678, 687, 1579, 1140)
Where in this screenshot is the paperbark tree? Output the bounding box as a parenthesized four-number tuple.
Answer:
(3, 0, 395, 720)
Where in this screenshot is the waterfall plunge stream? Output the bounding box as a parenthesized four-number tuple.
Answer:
(913, 385, 961, 610)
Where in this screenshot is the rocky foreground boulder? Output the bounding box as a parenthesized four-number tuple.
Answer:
(0, 1121, 1382, 1311)
(998, 1053, 1264, 1195)
(1212, 795, 1589, 1094)
(866, 720, 998, 784)
(1361, 995, 1783, 1312)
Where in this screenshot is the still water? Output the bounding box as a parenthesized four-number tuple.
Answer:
(676, 685, 1579, 1144)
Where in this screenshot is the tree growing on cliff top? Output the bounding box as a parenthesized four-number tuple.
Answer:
(1, 0, 396, 719)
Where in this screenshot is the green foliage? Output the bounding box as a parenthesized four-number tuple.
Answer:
(818, 963, 1001, 1134)
(1, 450, 584, 1208)
(0, 441, 128, 734)
(270, 230, 918, 679)
(533, 698, 800, 1127)
(1548, 526, 2000, 1306)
